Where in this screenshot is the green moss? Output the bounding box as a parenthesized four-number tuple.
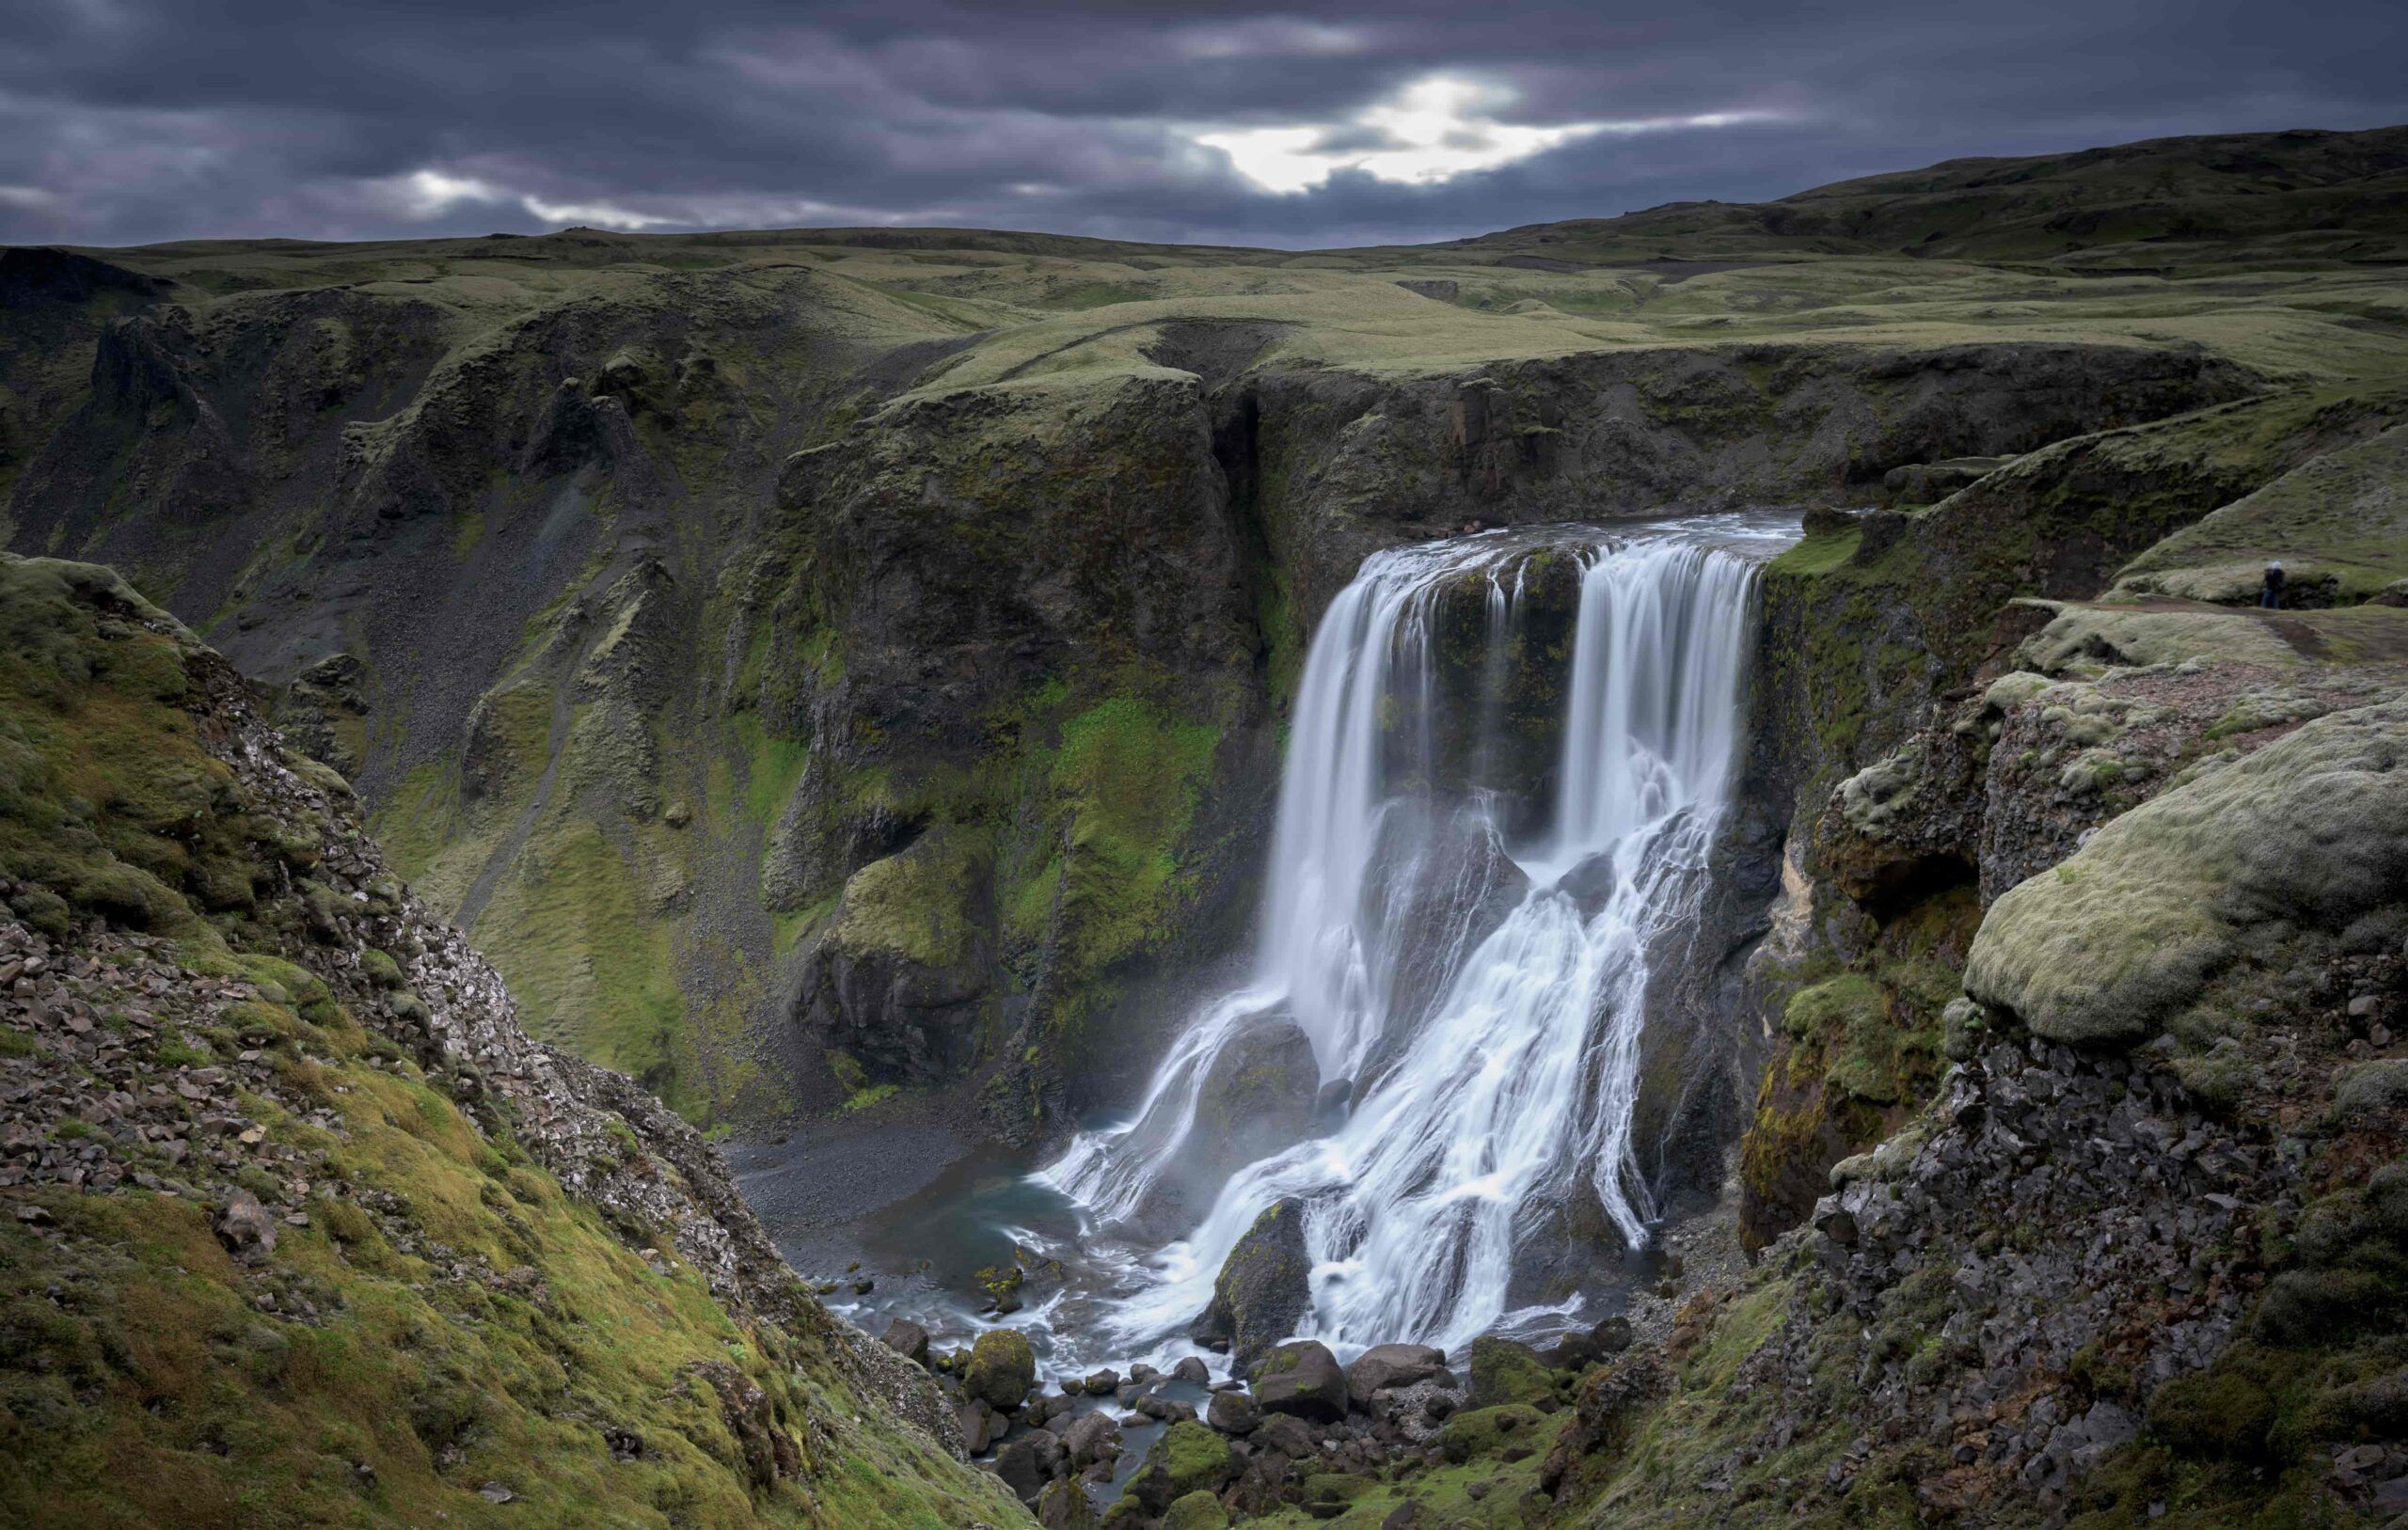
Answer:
(471, 818, 691, 1108)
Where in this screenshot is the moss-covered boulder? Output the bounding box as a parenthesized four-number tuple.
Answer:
(1192, 1197, 1314, 1373)
(1439, 1402, 1549, 1463)
(1966, 699, 2408, 1045)
(1161, 1489, 1230, 1529)
(1466, 1337, 1556, 1411)
(1121, 1421, 1234, 1514)
(965, 1327, 1037, 1411)
(1252, 1339, 1349, 1423)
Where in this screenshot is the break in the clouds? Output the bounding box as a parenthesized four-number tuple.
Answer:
(2, 0, 2402, 249)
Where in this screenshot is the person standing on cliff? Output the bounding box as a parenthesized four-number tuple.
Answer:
(2260, 560, 2287, 609)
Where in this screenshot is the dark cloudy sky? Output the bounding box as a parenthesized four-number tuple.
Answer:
(3, 0, 2402, 250)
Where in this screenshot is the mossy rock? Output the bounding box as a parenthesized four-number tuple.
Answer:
(1465, 1336, 1554, 1411)
(2147, 1367, 2278, 1460)
(1162, 1487, 1231, 1529)
(1439, 1402, 1547, 1462)
(965, 1327, 1036, 1410)
(1966, 700, 2408, 1045)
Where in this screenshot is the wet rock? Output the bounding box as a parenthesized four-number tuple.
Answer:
(966, 1329, 1037, 1411)
(1253, 1340, 1348, 1423)
(1083, 1367, 1120, 1396)
(1121, 1420, 1234, 1515)
(1162, 1488, 1230, 1529)
(1170, 1355, 1211, 1385)
(1189, 1016, 1319, 1181)
(958, 1397, 1005, 1454)
(1191, 1198, 1312, 1373)
(1591, 1315, 1633, 1355)
(1063, 1410, 1122, 1468)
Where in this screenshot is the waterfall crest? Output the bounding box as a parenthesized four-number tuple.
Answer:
(1042, 514, 1789, 1357)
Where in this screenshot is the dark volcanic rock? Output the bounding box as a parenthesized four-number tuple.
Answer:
(1253, 1340, 1349, 1423)
(1189, 1016, 1319, 1179)
(1191, 1197, 1314, 1373)
(1346, 1344, 1447, 1409)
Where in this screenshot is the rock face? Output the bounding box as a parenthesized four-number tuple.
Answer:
(795, 826, 999, 1086)
(0, 554, 1022, 1525)
(1185, 1017, 1319, 1183)
(1191, 1197, 1313, 1372)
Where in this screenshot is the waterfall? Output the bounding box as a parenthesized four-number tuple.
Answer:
(1040, 514, 1787, 1358)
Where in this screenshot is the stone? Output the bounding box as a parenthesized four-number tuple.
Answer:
(1037, 1477, 1100, 1529)
(1063, 1410, 1121, 1468)
(1171, 1355, 1212, 1385)
(880, 1317, 930, 1365)
(1191, 1198, 1313, 1374)
(1346, 1344, 1446, 1409)
(1590, 1316, 1633, 1355)
(1253, 1341, 1349, 1423)
(1083, 1367, 1120, 1396)
(1161, 1490, 1230, 1530)
(1206, 1388, 1262, 1435)
(1188, 1017, 1320, 1183)
(966, 1328, 1038, 1411)
(993, 1432, 1064, 1506)
(1466, 1337, 1554, 1411)
(214, 1189, 277, 1263)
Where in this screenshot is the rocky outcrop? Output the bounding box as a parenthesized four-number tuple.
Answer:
(1191, 1197, 1313, 1372)
(1187, 1017, 1319, 1180)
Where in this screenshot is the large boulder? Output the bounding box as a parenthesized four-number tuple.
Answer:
(1191, 1198, 1313, 1372)
(965, 1328, 1037, 1411)
(1345, 1343, 1446, 1409)
(1966, 700, 2408, 1045)
(1120, 1421, 1234, 1515)
(1251, 1340, 1349, 1423)
(1466, 1336, 1555, 1411)
(1189, 1015, 1319, 1178)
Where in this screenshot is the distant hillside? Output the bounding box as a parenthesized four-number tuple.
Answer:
(1445, 124, 2408, 269)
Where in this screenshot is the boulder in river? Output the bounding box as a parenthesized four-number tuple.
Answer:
(1036, 1476, 1099, 1529)
(966, 1328, 1037, 1411)
(1252, 1340, 1349, 1423)
(1190, 1197, 1313, 1373)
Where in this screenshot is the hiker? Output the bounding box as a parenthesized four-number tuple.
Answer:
(2260, 560, 2287, 609)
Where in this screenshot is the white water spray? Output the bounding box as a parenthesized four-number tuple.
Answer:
(1042, 514, 1785, 1357)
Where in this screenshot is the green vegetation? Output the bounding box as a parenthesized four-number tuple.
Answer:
(0, 552, 1028, 1528)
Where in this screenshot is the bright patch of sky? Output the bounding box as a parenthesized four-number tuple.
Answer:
(1196, 75, 1784, 195)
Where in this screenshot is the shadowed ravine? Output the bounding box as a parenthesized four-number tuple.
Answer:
(1018, 513, 1798, 1366)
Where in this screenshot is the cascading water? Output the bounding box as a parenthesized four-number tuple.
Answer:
(1041, 513, 1791, 1361)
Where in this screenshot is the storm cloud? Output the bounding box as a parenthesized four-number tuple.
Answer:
(3, 0, 2402, 249)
